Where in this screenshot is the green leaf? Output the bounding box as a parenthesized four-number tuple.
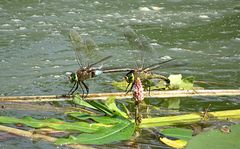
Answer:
(67, 112, 120, 124)
(55, 118, 135, 145)
(72, 95, 97, 109)
(180, 76, 195, 90)
(161, 128, 193, 141)
(105, 97, 128, 118)
(0, 116, 99, 133)
(186, 124, 240, 149)
(87, 100, 114, 116)
(168, 74, 195, 90)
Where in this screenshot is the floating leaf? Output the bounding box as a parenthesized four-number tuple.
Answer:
(160, 137, 188, 149)
(67, 112, 120, 124)
(186, 124, 240, 149)
(55, 118, 135, 145)
(0, 116, 99, 133)
(168, 74, 195, 90)
(161, 128, 193, 141)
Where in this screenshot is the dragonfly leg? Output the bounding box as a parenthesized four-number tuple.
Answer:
(79, 82, 85, 98)
(68, 82, 76, 95)
(82, 81, 89, 98)
(70, 82, 79, 95)
(126, 82, 134, 95)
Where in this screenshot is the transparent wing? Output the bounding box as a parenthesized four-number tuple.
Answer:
(69, 29, 98, 68)
(123, 27, 154, 69)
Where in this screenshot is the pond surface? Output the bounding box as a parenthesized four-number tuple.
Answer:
(0, 0, 240, 148)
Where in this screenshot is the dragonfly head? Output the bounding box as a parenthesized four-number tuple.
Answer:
(124, 70, 135, 83)
(68, 72, 78, 83)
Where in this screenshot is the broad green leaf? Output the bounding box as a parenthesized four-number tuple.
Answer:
(187, 124, 240, 149)
(55, 118, 135, 145)
(72, 95, 96, 109)
(161, 128, 193, 141)
(0, 116, 99, 133)
(105, 97, 128, 118)
(67, 112, 120, 124)
(87, 100, 114, 116)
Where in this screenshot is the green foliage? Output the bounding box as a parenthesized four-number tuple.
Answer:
(55, 117, 135, 145)
(161, 127, 193, 141)
(105, 96, 129, 118)
(72, 95, 97, 109)
(73, 95, 128, 118)
(168, 74, 195, 90)
(186, 124, 240, 149)
(0, 116, 99, 133)
(0, 96, 135, 145)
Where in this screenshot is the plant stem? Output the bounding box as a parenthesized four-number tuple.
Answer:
(139, 109, 240, 128)
(0, 89, 239, 102)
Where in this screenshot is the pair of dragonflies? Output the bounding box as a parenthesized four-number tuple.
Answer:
(67, 28, 173, 97)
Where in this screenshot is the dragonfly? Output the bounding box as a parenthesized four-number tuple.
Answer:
(68, 29, 131, 96)
(122, 27, 173, 95)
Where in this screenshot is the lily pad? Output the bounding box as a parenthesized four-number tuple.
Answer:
(186, 124, 240, 149)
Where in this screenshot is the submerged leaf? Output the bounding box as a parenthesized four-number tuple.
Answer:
(55, 118, 135, 145)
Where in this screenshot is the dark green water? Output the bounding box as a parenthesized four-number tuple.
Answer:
(0, 0, 240, 148)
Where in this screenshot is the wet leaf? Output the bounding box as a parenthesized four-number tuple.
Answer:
(55, 118, 135, 145)
(67, 112, 120, 124)
(160, 137, 188, 149)
(161, 128, 193, 141)
(186, 124, 240, 149)
(0, 116, 99, 133)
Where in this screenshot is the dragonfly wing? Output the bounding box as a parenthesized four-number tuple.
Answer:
(69, 29, 86, 67)
(69, 29, 99, 67)
(144, 58, 175, 72)
(123, 27, 154, 68)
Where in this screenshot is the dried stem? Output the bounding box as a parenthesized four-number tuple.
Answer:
(0, 90, 239, 102)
